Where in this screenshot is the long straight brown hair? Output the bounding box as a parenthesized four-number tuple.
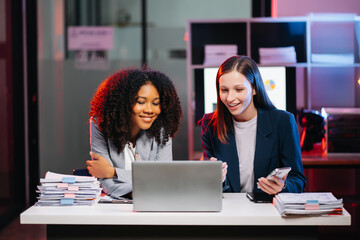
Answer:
(208, 55, 275, 144)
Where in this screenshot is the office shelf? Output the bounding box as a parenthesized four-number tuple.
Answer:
(186, 15, 360, 159)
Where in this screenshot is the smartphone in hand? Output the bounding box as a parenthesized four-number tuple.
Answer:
(266, 167, 291, 181)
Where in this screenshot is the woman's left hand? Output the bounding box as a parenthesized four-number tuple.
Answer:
(257, 175, 286, 195)
(209, 157, 227, 182)
(86, 152, 116, 178)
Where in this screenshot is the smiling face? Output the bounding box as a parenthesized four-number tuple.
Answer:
(219, 70, 257, 122)
(130, 83, 161, 138)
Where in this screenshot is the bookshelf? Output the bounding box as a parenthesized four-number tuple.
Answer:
(186, 15, 360, 159)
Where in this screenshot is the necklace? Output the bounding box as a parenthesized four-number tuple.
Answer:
(128, 143, 136, 159)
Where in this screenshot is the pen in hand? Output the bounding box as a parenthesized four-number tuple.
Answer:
(135, 153, 142, 161)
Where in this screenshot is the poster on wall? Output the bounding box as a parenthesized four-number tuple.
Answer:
(68, 26, 113, 50)
(67, 26, 114, 70)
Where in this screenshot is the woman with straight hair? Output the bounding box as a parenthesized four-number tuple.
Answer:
(200, 55, 306, 195)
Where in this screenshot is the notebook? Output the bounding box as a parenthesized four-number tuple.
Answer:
(132, 161, 223, 212)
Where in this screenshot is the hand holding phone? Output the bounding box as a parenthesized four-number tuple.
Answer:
(266, 167, 291, 182)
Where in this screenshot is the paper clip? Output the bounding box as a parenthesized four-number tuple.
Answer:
(62, 177, 76, 184)
(68, 186, 79, 191)
(305, 200, 319, 210)
(57, 183, 69, 188)
(60, 198, 74, 205)
(64, 193, 76, 199)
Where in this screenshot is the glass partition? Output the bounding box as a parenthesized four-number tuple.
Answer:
(37, 0, 142, 176)
(37, 0, 251, 176)
(147, 0, 251, 159)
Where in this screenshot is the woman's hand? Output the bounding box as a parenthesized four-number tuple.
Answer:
(86, 152, 116, 178)
(210, 157, 228, 182)
(257, 175, 287, 195)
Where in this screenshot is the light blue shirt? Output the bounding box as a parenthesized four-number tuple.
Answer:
(90, 119, 173, 198)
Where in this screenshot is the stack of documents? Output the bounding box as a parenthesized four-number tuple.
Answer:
(274, 192, 343, 216)
(259, 46, 297, 65)
(311, 53, 354, 64)
(203, 45, 238, 66)
(35, 171, 102, 206)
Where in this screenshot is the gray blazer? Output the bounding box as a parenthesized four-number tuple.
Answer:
(90, 119, 172, 198)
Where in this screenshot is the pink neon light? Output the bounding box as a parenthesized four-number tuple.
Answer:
(271, 0, 278, 18)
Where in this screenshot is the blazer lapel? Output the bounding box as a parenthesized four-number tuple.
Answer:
(135, 131, 152, 161)
(217, 131, 241, 192)
(253, 110, 274, 184)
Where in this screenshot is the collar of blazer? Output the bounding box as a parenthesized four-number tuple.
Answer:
(225, 108, 275, 192)
(135, 130, 152, 161)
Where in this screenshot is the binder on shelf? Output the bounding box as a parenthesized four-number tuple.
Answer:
(307, 12, 357, 21)
(259, 46, 297, 65)
(203, 44, 238, 66)
(311, 53, 354, 64)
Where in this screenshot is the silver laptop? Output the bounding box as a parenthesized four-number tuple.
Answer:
(132, 161, 222, 212)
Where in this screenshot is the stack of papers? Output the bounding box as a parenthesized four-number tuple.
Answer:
(203, 45, 238, 66)
(274, 192, 343, 216)
(311, 53, 354, 64)
(35, 171, 102, 206)
(259, 46, 297, 65)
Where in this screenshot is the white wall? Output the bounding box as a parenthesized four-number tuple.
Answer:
(148, 0, 251, 28)
(277, 0, 360, 110)
(277, 0, 360, 17)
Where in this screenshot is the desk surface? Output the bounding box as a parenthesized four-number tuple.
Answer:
(20, 193, 350, 226)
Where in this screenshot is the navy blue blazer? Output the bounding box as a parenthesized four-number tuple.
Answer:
(201, 108, 306, 193)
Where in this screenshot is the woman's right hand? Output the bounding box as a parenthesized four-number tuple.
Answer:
(210, 157, 227, 182)
(86, 152, 116, 178)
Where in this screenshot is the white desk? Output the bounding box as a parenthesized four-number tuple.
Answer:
(20, 193, 351, 240)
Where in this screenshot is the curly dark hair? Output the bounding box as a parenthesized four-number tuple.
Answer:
(89, 68, 183, 153)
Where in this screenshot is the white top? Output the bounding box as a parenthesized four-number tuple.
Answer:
(20, 193, 350, 226)
(124, 143, 136, 170)
(233, 116, 257, 193)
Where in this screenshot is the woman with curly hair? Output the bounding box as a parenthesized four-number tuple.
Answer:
(86, 68, 183, 199)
